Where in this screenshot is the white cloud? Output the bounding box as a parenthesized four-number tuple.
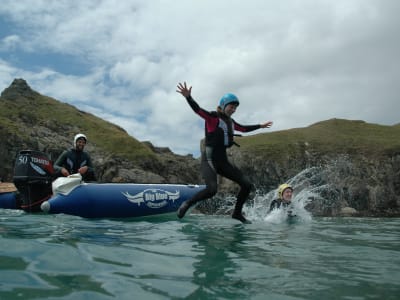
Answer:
(0, 0, 399, 156)
(0, 35, 21, 51)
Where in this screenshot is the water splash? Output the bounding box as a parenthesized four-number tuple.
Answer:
(212, 168, 321, 224)
(245, 187, 314, 224)
(245, 156, 359, 222)
(210, 155, 359, 220)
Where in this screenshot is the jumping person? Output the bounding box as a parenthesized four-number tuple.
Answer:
(54, 133, 96, 181)
(176, 82, 273, 223)
(269, 183, 293, 212)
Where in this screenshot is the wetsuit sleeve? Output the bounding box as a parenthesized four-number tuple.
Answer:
(269, 199, 277, 212)
(233, 120, 261, 133)
(185, 96, 218, 124)
(185, 96, 201, 112)
(53, 150, 68, 173)
(85, 153, 94, 173)
(83, 152, 96, 181)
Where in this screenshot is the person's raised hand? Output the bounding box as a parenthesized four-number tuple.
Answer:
(176, 82, 192, 98)
(260, 121, 273, 128)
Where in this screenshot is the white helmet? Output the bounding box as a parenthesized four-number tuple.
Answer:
(74, 133, 87, 145)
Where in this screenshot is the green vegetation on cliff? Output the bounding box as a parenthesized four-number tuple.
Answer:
(0, 80, 155, 163)
(237, 119, 400, 162)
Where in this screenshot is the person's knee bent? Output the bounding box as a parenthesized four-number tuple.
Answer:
(237, 180, 253, 200)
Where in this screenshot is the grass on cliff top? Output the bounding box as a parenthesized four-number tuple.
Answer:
(2, 87, 399, 163)
(0, 94, 156, 162)
(237, 118, 400, 160)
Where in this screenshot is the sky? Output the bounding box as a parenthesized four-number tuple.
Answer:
(0, 0, 399, 157)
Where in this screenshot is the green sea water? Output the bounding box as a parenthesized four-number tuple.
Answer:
(0, 209, 399, 300)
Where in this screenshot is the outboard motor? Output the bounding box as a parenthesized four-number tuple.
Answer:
(13, 150, 54, 212)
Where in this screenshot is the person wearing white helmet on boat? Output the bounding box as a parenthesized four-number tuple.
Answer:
(176, 82, 273, 224)
(54, 133, 96, 181)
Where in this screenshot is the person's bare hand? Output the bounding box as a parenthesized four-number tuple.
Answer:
(176, 82, 192, 98)
(78, 166, 88, 175)
(260, 121, 273, 128)
(61, 168, 70, 177)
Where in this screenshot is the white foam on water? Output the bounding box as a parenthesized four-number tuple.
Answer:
(245, 189, 314, 224)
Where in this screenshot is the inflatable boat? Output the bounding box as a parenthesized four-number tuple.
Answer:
(0, 183, 18, 209)
(0, 150, 204, 218)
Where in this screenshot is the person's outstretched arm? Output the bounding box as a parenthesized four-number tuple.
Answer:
(177, 81, 202, 112)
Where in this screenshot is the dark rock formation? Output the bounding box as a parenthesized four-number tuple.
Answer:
(222, 132, 400, 217)
(1, 78, 40, 101)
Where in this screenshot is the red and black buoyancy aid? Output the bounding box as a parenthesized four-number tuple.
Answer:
(185, 95, 261, 154)
(204, 111, 236, 149)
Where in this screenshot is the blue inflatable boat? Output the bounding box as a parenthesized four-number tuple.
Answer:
(0, 150, 203, 219)
(0, 187, 18, 209)
(41, 178, 204, 218)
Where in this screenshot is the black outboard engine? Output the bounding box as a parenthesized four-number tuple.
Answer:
(13, 150, 54, 212)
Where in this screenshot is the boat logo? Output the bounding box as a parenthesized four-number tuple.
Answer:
(17, 154, 53, 175)
(122, 189, 180, 209)
(31, 156, 51, 166)
(30, 162, 47, 175)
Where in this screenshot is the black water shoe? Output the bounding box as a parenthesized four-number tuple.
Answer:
(232, 212, 252, 224)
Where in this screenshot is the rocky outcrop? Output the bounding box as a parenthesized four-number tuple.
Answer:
(92, 142, 201, 184)
(1, 78, 40, 100)
(221, 137, 400, 217)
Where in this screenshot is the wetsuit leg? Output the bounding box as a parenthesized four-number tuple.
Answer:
(177, 155, 218, 218)
(218, 161, 253, 223)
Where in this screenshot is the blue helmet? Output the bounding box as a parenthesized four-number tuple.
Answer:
(219, 93, 239, 110)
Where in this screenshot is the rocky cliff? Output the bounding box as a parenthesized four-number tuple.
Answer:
(1, 79, 399, 217)
(0, 79, 201, 185)
(223, 119, 400, 217)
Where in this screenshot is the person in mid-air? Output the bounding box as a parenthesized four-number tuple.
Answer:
(176, 81, 273, 223)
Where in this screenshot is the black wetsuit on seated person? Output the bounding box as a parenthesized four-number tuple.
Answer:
(177, 95, 262, 223)
(54, 148, 96, 181)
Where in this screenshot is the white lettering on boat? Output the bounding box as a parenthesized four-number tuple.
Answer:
(122, 189, 180, 209)
(31, 157, 50, 166)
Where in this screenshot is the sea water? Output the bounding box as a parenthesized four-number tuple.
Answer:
(1, 203, 399, 300)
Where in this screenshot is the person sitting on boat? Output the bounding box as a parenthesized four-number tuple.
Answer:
(269, 183, 294, 214)
(176, 81, 273, 224)
(53, 133, 96, 181)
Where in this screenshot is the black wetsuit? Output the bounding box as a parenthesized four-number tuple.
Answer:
(269, 199, 291, 212)
(179, 96, 261, 222)
(269, 199, 296, 217)
(54, 149, 96, 181)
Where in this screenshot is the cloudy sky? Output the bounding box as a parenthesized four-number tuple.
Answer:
(0, 0, 398, 156)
